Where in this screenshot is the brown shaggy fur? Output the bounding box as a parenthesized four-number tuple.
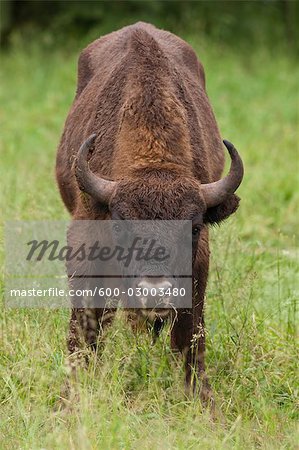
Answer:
(56, 22, 241, 405)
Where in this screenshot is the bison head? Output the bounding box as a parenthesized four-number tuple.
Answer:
(75, 134, 244, 315)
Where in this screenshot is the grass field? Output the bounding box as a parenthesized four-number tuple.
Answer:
(0, 32, 298, 449)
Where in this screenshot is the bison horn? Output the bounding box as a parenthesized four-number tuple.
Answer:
(201, 140, 244, 208)
(75, 134, 117, 203)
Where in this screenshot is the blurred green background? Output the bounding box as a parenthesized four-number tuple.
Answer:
(1, 0, 298, 54)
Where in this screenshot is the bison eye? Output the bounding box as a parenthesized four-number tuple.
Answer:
(192, 226, 200, 236)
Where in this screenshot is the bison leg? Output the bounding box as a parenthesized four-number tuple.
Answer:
(185, 319, 214, 407)
(67, 307, 115, 372)
(170, 310, 213, 407)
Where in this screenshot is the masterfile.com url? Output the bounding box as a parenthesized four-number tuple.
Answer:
(9, 287, 98, 298)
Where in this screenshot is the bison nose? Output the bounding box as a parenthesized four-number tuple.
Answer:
(136, 278, 173, 309)
(137, 278, 173, 292)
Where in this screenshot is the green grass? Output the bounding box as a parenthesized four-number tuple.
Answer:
(0, 34, 298, 449)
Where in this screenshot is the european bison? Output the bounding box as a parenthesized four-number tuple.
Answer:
(56, 22, 244, 404)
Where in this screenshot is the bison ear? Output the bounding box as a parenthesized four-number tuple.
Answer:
(203, 194, 240, 225)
